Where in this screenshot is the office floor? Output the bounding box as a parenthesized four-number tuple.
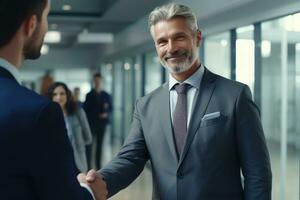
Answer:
(100, 133, 152, 200)
(100, 131, 299, 200)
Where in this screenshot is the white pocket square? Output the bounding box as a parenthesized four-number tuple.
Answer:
(202, 112, 220, 121)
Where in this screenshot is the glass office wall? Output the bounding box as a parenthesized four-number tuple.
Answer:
(261, 14, 300, 200)
(204, 32, 231, 78)
(123, 58, 134, 139)
(112, 61, 123, 146)
(101, 63, 114, 146)
(101, 63, 113, 93)
(145, 51, 161, 94)
(134, 55, 143, 99)
(236, 25, 255, 94)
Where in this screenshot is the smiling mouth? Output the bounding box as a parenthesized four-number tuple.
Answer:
(166, 53, 187, 59)
(165, 55, 186, 62)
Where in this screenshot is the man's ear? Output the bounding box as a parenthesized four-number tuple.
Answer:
(196, 30, 202, 47)
(23, 15, 38, 38)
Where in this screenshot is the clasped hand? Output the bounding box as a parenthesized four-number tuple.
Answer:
(77, 169, 108, 200)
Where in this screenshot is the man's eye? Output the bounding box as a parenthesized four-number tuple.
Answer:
(158, 41, 167, 46)
(176, 36, 185, 41)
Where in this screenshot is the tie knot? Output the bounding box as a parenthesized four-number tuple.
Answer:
(174, 83, 190, 94)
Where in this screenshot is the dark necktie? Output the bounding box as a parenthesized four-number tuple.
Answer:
(173, 83, 190, 157)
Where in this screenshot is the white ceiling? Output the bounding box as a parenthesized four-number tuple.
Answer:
(48, 0, 169, 49)
(23, 0, 300, 70)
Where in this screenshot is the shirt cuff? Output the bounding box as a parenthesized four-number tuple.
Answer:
(80, 183, 96, 200)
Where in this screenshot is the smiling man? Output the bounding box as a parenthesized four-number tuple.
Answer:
(85, 3, 272, 200)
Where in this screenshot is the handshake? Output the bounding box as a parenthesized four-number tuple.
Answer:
(77, 169, 108, 200)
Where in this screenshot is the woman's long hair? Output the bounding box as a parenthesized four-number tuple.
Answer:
(46, 82, 77, 115)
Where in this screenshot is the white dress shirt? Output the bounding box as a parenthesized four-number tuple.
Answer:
(0, 57, 21, 84)
(169, 64, 205, 128)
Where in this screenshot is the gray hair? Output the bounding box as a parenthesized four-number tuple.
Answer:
(148, 3, 199, 35)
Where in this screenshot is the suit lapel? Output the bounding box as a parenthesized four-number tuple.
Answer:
(178, 68, 217, 167)
(158, 83, 178, 161)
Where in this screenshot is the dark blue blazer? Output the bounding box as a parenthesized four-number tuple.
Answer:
(0, 67, 93, 200)
(84, 89, 112, 126)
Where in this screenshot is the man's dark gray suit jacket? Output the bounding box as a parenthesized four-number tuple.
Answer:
(100, 68, 272, 200)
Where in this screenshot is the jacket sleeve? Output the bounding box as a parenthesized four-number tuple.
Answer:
(235, 85, 272, 200)
(78, 108, 93, 145)
(28, 102, 93, 200)
(99, 100, 149, 197)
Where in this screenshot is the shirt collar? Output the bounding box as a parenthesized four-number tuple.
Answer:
(169, 64, 205, 91)
(0, 57, 21, 84)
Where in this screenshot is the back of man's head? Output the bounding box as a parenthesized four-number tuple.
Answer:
(0, 0, 47, 48)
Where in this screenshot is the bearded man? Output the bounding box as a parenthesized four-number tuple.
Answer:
(85, 3, 272, 200)
(0, 0, 106, 199)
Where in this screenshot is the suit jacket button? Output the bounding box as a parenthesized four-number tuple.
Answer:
(177, 172, 184, 179)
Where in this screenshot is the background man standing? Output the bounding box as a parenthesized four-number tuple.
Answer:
(86, 3, 272, 200)
(84, 73, 112, 169)
(0, 0, 106, 199)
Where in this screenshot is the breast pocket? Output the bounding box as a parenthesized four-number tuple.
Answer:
(200, 114, 227, 128)
(195, 115, 230, 161)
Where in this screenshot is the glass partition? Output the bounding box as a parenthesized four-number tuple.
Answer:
(145, 51, 161, 94)
(261, 14, 300, 200)
(204, 32, 231, 78)
(236, 25, 255, 94)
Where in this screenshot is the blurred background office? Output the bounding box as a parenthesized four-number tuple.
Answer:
(20, 0, 299, 199)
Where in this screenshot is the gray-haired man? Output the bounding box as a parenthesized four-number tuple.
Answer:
(84, 3, 272, 200)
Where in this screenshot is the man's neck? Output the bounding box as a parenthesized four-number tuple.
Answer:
(94, 87, 102, 92)
(0, 38, 24, 69)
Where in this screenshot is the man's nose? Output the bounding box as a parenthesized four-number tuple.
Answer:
(166, 40, 178, 54)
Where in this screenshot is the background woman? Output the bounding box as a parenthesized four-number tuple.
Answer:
(47, 82, 92, 172)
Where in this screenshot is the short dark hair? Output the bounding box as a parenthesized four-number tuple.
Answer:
(0, 0, 47, 47)
(93, 73, 102, 79)
(46, 82, 78, 116)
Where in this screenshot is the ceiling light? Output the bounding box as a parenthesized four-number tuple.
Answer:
(124, 63, 130, 70)
(283, 13, 300, 32)
(41, 44, 49, 55)
(293, 13, 300, 32)
(236, 25, 254, 34)
(77, 33, 114, 44)
(220, 39, 228, 46)
(44, 31, 61, 43)
(62, 4, 72, 11)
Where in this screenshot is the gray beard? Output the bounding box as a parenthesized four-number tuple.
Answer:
(161, 48, 198, 74)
